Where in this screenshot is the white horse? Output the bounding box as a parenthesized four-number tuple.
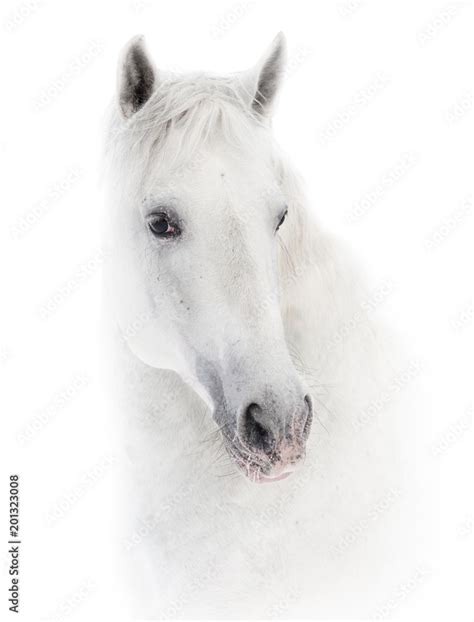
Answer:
(102, 33, 424, 618)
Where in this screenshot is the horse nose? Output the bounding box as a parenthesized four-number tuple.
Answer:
(239, 395, 313, 455)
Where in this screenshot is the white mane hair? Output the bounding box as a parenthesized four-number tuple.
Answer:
(108, 73, 256, 157)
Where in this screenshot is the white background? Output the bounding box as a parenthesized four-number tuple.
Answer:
(0, 0, 472, 619)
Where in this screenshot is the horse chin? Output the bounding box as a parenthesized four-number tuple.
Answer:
(237, 461, 297, 484)
(225, 442, 303, 484)
(253, 470, 293, 484)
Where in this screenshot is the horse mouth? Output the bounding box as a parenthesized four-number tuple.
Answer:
(224, 440, 305, 484)
(259, 473, 292, 483)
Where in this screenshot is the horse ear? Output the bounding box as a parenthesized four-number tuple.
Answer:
(241, 32, 287, 117)
(118, 35, 156, 118)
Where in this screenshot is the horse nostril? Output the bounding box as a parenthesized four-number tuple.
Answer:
(241, 403, 276, 454)
(302, 394, 313, 438)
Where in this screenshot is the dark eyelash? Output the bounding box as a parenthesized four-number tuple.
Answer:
(276, 208, 288, 231)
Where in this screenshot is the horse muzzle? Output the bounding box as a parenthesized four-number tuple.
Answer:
(222, 393, 313, 483)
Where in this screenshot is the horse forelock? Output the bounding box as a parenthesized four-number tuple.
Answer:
(104, 73, 271, 172)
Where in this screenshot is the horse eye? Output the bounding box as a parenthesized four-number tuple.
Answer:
(148, 214, 179, 238)
(276, 209, 288, 232)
